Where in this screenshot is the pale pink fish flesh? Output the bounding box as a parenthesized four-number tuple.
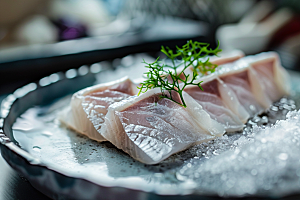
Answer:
(100, 88, 225, 164)
(59, 77, 138, 142)
(246, 52, 290, 102)
(219, 68, 265, 116)
(184, 76, 248, 132)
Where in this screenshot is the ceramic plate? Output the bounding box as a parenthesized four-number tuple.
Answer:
(2, 61, 300, 200)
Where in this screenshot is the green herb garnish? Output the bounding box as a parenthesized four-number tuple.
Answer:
(138, 40, 221, 107)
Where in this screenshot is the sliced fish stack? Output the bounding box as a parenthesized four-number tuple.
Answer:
(59, 51, 290, 164)
(183, 52, 290, 132)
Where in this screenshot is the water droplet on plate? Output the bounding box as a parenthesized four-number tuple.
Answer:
(249, 105, 256, 111)
(32, 146, 41, 152)
(42, 131, 52, 137)
(251, 169, 258, 176)
(261, 138, 267, 143)
(278, 153, 288, 161)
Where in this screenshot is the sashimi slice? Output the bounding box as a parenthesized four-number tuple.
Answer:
(209, 49, 245, 65)
(184, 74, 248, 132)
(60, 77, 138, 142)
(168, 50, 245, 83)
(244, 52, 290, 102)
(100, 88, 225, 164)
(217, 60, 270, 116)
(184, 49, 245, 77)
(219, 70, 264, 116)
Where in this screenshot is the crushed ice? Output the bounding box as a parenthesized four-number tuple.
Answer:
(176, 98, 300, 197)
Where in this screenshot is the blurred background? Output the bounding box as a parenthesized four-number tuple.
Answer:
(1, 0, 300, 95)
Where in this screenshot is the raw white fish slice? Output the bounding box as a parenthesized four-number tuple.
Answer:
(217, 77, 250, 122)
(100, 88, 225, 164)
(60, 77, 138, 142)
(219, 71, 264, 116)
(209, 49, 245, 65)
(220, 60, 273, 109)
(243, 52, 290, 101)
(171, 49, 245, 82)
(217, 60, 269, 116)
(184, 74, 248, 132)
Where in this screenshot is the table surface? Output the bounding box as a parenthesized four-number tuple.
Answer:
(0, 152, 51, 200)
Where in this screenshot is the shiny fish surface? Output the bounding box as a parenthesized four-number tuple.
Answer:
(59, 77, 138, 141)
(59, 51, 290, 164)
(184, 75, 249, 132)
(100, 88, 225, 164)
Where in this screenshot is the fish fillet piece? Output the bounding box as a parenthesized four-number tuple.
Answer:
(100, 88, 225, 164)
(172, 50, 245, 82)
(244, 52, 290, 102)
(184, 74, 249, 132)
(60, 77, 138, 142)
(219, 70, 265, 116)
(209, 49, 245, 65)
(217, 60, 270, 116)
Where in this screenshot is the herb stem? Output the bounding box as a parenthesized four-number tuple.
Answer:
(138, 40, 221, 107)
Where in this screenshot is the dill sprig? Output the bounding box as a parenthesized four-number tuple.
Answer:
(138, 40, 221, 107)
